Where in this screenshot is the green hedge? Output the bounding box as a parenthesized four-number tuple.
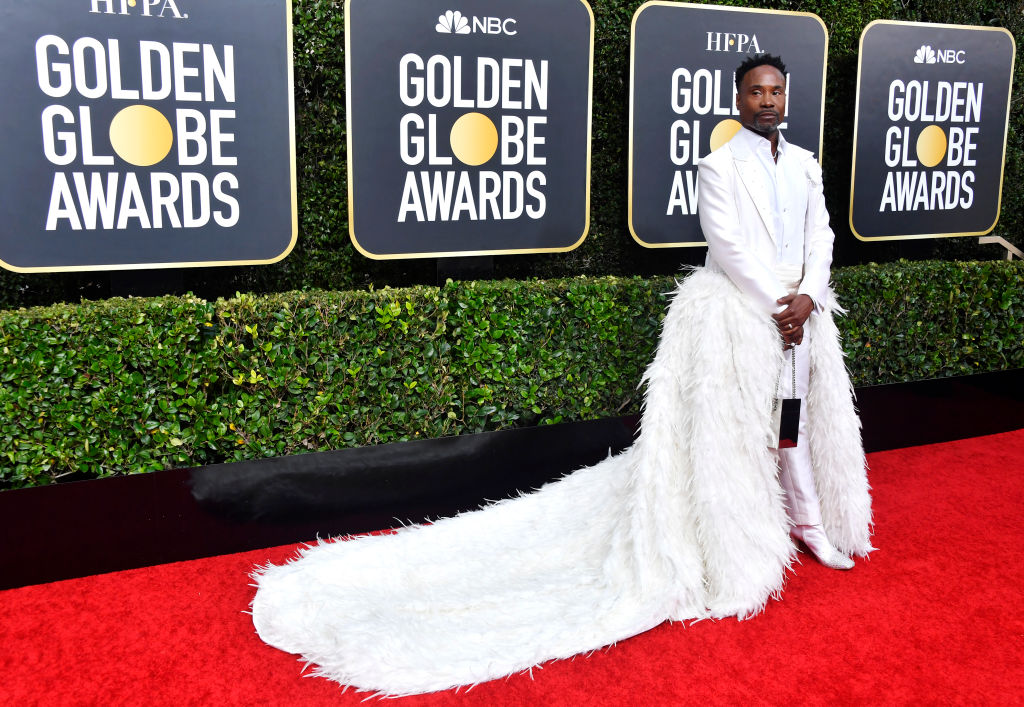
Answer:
(446, 278, 666, 431)
(834, 260, 1024, 382)
(1, 260, 1020, 489)
(1, 0, 1020, 307)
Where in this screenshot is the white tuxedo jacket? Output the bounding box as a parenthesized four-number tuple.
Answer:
(697, 133, 835, 314)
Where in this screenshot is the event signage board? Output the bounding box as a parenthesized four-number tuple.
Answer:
(629, 2, 827, 248)
(345, 0, 594, 259)
(850, 21, 1015, 241)
(0, 0, 296, 272)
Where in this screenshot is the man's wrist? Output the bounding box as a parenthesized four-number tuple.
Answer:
(797, 292, 818, 312)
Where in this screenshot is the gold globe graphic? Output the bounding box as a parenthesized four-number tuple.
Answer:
(109, 105, 173, 167)
(449, 113, 498, 167)
(916, 125, 947, 168)
(709, 119, 742, 153)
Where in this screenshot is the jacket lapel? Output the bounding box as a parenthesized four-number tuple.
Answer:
(730, 140, 777, 244)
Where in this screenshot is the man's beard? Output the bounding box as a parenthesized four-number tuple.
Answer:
(744, 111, 780, 137)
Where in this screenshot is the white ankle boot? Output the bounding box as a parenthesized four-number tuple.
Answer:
(791, 524, 855, 570)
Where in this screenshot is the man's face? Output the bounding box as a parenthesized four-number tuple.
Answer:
(736, 64, 786, 137)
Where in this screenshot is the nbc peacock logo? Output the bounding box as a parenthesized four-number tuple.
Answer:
(914, 45, 937, 64)
(912, 43, 967, 65)
(436, 10, 470, 34)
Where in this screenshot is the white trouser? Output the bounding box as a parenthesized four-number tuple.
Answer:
(776, 333, 821, 525)
(774, 265, 821, 527)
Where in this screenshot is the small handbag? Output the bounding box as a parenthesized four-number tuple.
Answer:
(769, 349, 800, 449)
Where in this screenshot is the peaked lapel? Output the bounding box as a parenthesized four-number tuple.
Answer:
(729, 136, 777, 244)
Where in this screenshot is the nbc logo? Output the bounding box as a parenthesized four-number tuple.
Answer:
(436, 10, 470, 34)
(914, 44, 966, 65)
(914, 45, 937, 64)
(435, 9, 518, 35)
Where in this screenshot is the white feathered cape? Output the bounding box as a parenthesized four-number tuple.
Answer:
(251, 268, 873, 695)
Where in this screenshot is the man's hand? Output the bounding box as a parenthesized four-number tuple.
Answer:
(772, 294, 814, 348)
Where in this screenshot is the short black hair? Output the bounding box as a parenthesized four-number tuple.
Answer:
(734, 53, 787, 91)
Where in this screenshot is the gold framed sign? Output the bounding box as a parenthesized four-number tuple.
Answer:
(628, 2, 827, 248)
(850, 20, 1015, 241)
(0, 0, 298, 272)
(346, 0, 594, 259)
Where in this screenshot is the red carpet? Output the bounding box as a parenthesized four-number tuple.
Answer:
(2, 430, 1022, 706)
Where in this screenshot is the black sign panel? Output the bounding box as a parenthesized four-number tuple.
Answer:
(629, 2, 827, 248)
(850, 21, 1015, 241)
(346, 0, 593, 259)
(0, 0, 296, 272)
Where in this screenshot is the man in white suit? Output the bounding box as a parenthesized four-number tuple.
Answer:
(697, 54, 855, 570)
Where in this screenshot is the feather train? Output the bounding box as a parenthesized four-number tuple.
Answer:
(251, 268, 873, 696)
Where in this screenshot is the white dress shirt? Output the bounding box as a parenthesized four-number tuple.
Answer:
(730, 127, 805, 266)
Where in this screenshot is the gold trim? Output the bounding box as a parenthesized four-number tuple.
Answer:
(346, 0, 595, 260)
(849, 20, 1016, 242)
(0, 0, 300, 274)
(627, 1, 829, 248)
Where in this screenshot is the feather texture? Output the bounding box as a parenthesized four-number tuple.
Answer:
(251, 268, 872, 695)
